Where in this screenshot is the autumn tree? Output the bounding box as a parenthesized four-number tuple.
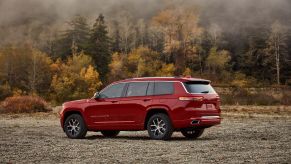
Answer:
(151, 7, 202, 75)
(50, 53, 102, 103)
(0, 44, 52, 98)
(89, 14, 111, 81)
(124, 46, 163, 77)
(28, 48, 53, 96)
(156, 64, 175, 76)
(108, 48, 174, 81)
(206, 47, 231, 75)
(108, 52, 126, 82)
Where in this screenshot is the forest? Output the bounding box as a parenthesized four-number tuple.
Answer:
(0, 0, 290, 104)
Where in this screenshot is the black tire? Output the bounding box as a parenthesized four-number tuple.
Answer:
(147, 113, 173, 140)
(64, 114, 87, 139)
(181, 128, 204, 139)
(101, 130, 120, 137)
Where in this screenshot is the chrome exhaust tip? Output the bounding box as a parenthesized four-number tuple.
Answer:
(191, 120, 200, 125)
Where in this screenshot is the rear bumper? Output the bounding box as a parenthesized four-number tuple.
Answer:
(172, 115, 221, 129)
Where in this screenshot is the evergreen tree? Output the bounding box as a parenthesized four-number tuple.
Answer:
(57, 15, 90, 59)
(89, 14, 111, 81)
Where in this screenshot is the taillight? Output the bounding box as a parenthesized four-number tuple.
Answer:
(179, 97, 204, 101)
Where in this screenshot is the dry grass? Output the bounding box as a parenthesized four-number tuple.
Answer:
(221, 105, 291, 118)
(0, 96, 51, 113)
(219, 87, 291, 105)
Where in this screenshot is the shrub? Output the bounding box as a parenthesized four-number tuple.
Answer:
(0, 96, 51, 113)
(281, 89, 291, 105)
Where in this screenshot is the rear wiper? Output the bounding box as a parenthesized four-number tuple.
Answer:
(200, 91, 209, 94)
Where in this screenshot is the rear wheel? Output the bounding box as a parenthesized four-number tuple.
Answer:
(181, 128, 204, 139)
(147, 113, 173, 140)
(101, 130, 120, 137)
(64, 114, 87, 139)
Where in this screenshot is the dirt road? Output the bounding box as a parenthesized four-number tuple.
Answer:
(0, 113, 290, 163)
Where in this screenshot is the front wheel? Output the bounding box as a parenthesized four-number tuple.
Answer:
(147, 113, 173, 140)
(101, 130, 120, 137)
(181, 128, 204, 139)
(64, 114, 87, 139)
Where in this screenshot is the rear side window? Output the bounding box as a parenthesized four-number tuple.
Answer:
(154, 82, 174, 95)
(146, 82, 154, 95)
(126, 82, 148, 97)
(183, 81, 216, 94)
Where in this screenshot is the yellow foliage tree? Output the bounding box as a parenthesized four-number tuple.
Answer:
(80, 65, 102, 95)
(151, 7, 202, 75)
(206, 47, 231, 74)
(125, 46, 162, 77)
(156, 64, 175, 76)
(50, 53, 102, 103)
(182, 68, 192, 77)
(108, 52, 126, 82)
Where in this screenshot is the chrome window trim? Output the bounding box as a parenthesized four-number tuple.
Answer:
(99, 80, 217, 96)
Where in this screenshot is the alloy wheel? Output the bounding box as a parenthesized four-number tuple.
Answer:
(66, 118, 80, 137)
(150, 117, 167, 137)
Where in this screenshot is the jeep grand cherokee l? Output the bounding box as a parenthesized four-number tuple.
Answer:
(60, 77, 221, 140)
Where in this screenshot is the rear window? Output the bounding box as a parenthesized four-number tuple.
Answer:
(183, 81, 216, 94)
(154, 82, 174, 95)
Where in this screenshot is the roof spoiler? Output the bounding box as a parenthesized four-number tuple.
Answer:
(185, 80, 211, 84)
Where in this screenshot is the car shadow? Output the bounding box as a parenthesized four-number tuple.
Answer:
(85, 135, 215, 141)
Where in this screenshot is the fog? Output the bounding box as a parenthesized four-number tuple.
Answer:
(0, 0, 290, 45)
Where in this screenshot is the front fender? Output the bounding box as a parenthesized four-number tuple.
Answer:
(60, 107, 86, 129)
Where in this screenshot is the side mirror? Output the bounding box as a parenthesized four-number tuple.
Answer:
(93, 92, 100, 99)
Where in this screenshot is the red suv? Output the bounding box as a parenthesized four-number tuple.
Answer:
(60, 77, 221, 140)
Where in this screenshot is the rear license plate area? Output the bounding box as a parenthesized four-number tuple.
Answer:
(206, 104, 214, 110)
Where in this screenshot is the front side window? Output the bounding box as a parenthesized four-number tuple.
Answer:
(99, 83, 126, 98)
(154, 82, 174, 95)
(126, 82, 148, 97)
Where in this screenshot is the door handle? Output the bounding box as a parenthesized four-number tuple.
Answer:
(111, 100, 118, 103)
(143, 98, 151, 101)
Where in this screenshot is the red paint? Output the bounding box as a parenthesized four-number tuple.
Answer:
(60, 77, 221, 132)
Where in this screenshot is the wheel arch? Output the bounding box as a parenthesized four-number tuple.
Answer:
(62, 109, 85, 127)
(144, 107, 171, 129)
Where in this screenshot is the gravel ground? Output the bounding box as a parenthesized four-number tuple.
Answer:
(0, 113, 290, 163)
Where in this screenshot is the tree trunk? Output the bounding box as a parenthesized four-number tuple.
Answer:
(198, 51, 202, 77)
(276, 43, 280, 85)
